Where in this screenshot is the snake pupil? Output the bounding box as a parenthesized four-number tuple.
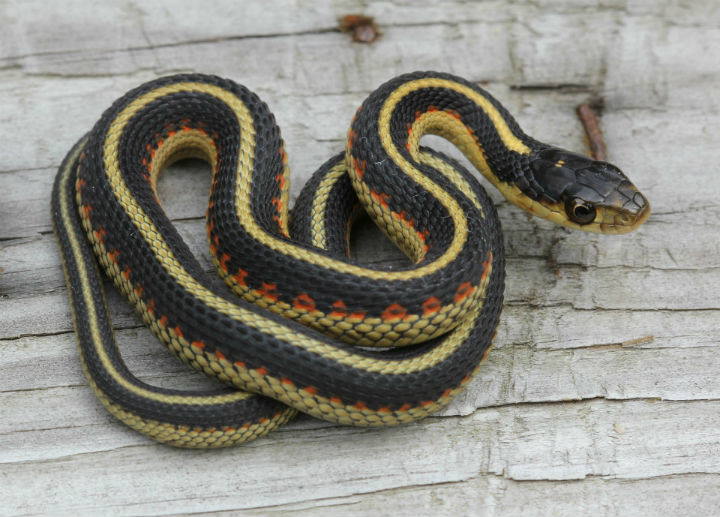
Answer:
(566, 198, 596, 225)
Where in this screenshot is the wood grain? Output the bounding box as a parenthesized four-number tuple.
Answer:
(1, 1, 719, 515)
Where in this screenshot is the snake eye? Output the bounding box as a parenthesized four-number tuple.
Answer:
(565, 198, 597, 225)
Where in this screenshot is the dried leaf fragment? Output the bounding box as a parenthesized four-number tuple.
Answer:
(339, 14, 380, 43)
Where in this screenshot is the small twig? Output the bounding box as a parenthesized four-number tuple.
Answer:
(576, 103, 607, 161)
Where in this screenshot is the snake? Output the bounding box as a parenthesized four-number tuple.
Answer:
(51, 71, 650, 448)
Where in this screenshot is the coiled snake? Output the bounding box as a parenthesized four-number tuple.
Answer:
(52, 72, 650, 447)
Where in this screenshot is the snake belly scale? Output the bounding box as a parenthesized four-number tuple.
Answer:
(52, 71, 650, 447)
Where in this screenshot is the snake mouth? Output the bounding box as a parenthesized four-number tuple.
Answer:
(622, 190, 651, 230)
(605, 191, 650, 233)
(629, 196, 651, 230)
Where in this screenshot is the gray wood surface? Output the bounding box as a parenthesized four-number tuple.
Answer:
(1, 1, 719, 515)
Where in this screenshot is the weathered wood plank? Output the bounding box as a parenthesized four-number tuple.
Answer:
(1, 0, 719, 515)
(1, 399, 719, 516)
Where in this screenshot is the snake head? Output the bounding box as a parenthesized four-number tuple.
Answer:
(529, 148, 650, 234)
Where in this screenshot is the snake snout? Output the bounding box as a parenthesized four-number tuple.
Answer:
(619, 189, 651, 229)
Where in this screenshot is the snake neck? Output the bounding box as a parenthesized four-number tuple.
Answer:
(348, 71, 649, 234)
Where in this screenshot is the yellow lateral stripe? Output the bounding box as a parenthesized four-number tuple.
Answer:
(60, 148, 250, 405)
(309, 160, 347, 250)
(100, 82, 485, 375)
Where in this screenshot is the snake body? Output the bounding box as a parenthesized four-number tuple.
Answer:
(52, 72, 650, 447)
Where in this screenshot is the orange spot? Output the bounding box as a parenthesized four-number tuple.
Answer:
(223, 427, 236, 432)
(330, 396, 342, 405)
(347, 129, 358, 150)
(355, 158, 367, 180)
(158, 315, 168, 328)
(220, 253, 231, 272)
(256, 283, 278, 302)
(442, 389, 453, 398)
(255, 367, 268, 376)
(303, 386, 318, 395)
(233, 268, 248, 287)
(234, 360, 246, 368)
(134, 284, 144, 298)
(329, 300, 347, 318)
(427, 105, 438, 112)
(378, 406, 391, 413)
(398, 403, 411, 412)
(82, 204, 92, 218)
(272, 215, 287, 232)
(354, 401, 368, 410)
(422, 297, 441, 315)
(76, 178, 86, 189)
(147, 298, 156, 316)
(370, 190, 391, 209)
(191, 340, 206, 350)
(421, 400, 433, 407)
(348, 311, 366, 321)
(241, 423, 251, 430)
(445, 108, 462, 121)
(259, 418, 269, 424)
(293, 293, 316, 311)
(215, 350, 226, 361)
(481, 251, 493, 280)
(108, 249, 120, 264)
(275, 173, 286, 190)
(454, 282, 476, 303)
(281, 377, 294, 386)
(382, 303, 407, 321)
(173, 326, 183, 339)
(121, 266, 131, 281)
